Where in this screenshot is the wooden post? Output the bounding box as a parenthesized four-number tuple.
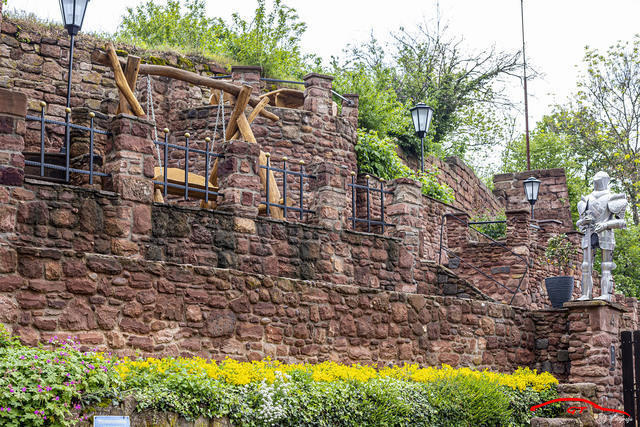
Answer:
(117, 55, 141, 115)
(225, 85, 252, 141)
(231, 96, 269, 141)
(105, 43, 145, 117)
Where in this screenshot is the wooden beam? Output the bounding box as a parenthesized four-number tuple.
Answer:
(117, 55, 141, 115)
(231, 96, 270, 140)
(93, 50, 279, 122)
(105, 43, 145, 117)
(225, 86, 252, 141)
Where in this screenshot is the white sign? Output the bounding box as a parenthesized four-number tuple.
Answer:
(93, 416, 130, 427)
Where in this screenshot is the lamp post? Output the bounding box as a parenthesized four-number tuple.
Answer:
(59, 0, 90, 109)
(410, 102, 434, 173)
(523, 176, 541, 220)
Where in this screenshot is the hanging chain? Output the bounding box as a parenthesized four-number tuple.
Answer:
(146, 76, 161, 167)
(207, 90, 226, 172)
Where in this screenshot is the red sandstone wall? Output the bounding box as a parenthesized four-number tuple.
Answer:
(0, 244, 536, 370)
(493, 168, 573, 229)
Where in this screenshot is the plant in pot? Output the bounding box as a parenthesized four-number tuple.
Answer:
(544, 233, 577, 308)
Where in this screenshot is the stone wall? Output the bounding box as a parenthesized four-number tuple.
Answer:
(493, 168, 573, 229)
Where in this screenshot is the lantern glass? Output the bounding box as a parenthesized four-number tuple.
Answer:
(523, 176, 541, 204)
(59, 0, 90, 35)
(410, 103, 434, 138)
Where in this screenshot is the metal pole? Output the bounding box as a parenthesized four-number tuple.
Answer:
(520, 0, 531, 171)
(66, 34, 75, 109)
(531, 204, 534, 220)
(420, 136, 425, 173)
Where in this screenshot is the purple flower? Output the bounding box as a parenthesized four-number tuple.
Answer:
(54, 396, 59, 401)
(21, 387, 26, 392)
(19, 355, 25, 360)
(34, 356, 38, 360)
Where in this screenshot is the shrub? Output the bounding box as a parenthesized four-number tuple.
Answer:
(1, 326, 562, 426)
(470, 212, 507, 240)
(355, 129, 455, 204)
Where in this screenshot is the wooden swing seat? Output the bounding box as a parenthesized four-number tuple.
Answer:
(153, 167, 217, 200)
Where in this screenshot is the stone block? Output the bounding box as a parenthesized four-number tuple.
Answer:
(0, 88, 26, 117)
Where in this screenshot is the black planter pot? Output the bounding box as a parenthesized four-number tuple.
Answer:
(545, 276, 575, 308)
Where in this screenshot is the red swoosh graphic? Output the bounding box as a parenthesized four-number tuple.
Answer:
(530, 398, 630, 417)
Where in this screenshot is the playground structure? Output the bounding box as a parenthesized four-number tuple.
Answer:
(98, 43, 285, 218)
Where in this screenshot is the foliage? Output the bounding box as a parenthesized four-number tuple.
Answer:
(1, 327, 561, 426)
(355, 129, 454, 203)
(470, 212, 507, 240)
(217, 0, 311, 80)
(115, 358, 558, 426)
(330, 37, 410, 137)
(117, 0, 311, 79)
(118, 0, 221, 54)
(540, 37, 640, 225)
(0, 326, 121, 426)
(544, 234, 577, 276)
(613, 224, 640, 297)
(388, 21, 521, 158)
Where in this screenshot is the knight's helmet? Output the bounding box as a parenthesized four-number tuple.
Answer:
(593, 171, 610, 191)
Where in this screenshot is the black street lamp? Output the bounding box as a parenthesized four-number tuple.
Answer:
(59, 0, 90, 109)
(410, 102, 434, 173)
(523, 176, 541, 219)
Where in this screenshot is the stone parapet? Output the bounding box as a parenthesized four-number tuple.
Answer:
(308, 162, 349, 230)
(340, 93, 359, 127)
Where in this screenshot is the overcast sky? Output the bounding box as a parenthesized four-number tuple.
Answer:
(9, 0, 640, 127)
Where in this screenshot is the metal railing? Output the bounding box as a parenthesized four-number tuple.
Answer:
(260, 153, 316, 220)
(438, 213, 528, 305)
(153, 130, 224, 204)
(25, 103, 110, 184)
(348, 173, 394, 233)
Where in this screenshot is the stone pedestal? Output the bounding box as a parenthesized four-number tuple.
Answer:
(564, 299, 626, 425)
(303, 73, 333, 115)
(215, 140, 262, 217)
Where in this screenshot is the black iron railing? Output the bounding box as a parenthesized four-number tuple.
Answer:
(438, 213, 528, 305)
(153, 130, 224, 204)
(260, 153, 316, 220)
(25, 103, 110, 184)
(621, 330, 639, 425)
(348, 173, 394, 233)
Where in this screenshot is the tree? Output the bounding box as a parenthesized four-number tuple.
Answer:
(330, 35, 410, 137)
(389, 21, 522, 156)
(548, 37, 640, 225)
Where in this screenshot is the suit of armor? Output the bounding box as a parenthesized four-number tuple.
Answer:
(576, 171, 627, 301)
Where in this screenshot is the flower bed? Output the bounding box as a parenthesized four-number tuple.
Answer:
(0, 325, 562, 426)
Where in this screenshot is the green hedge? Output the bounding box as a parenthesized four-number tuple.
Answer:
(0, 325, 562, 426)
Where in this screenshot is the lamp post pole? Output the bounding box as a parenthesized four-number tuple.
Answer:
(66, 33, 75, 109)
(420, 136, 425, 173)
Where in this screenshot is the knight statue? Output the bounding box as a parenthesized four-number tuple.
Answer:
(576, 171, 627, 301)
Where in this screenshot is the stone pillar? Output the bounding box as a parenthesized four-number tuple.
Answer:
(387, 177, 424, 292)
(0, 88, 26, 187)
(308, 162, 348, 231)
(215, 140, 262, 217)
(104, 116, 156, 257)
(506, 208, 532, 250)
(341, 94, 359, 128)
(0, 89, 25, 273)
(564, 300, 626, 426)
(303, 73, 333, 115)
(444, 211, 470, 251)
(104, 116, 155, 203)
(231, 66, 263, 96)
